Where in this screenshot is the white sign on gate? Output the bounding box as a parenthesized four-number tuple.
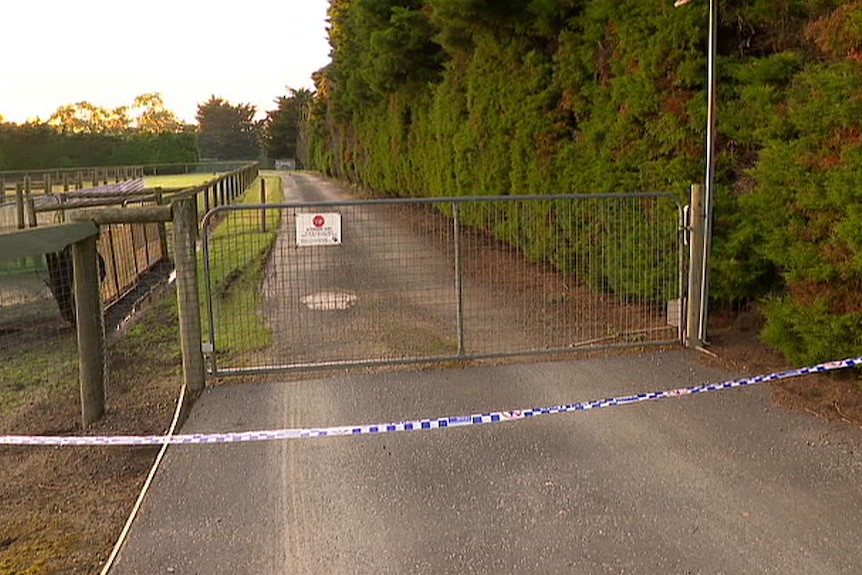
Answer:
(295, 213, 342, 246)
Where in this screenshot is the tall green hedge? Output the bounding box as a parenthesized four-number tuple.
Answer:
(0, 124, 198, 170)
(309, 0, 862, 364)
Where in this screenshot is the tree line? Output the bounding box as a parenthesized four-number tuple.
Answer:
(0, 91, 310, 170)
(304, 0, 862, 365)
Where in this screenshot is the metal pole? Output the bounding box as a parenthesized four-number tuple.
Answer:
(260, 178, 267, 232)
(201, 216, 219, 376)
(674, 0, 718, 344)
(700, 0, 718, 343)
(452, 203, 465, 356)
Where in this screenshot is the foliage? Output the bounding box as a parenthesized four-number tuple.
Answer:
(130, 93, 186, 133)
(0, 94, 195, 169)
(306, 0, 862, 364)
(0, 124, 198, 170)
(196, 96, 261, 161)
(263, 88, 314, 163)
(46, 93, 185, 134)
(0, 108, 198, 170)
(761, 296, 862, 365)
(48, 101, 128, 134)
(740, 59, 862, 362)
(326, 0, 444, 118)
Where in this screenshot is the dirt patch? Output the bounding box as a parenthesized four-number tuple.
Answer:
(704, 305, 862, 427)
(0, 300, 182, 575)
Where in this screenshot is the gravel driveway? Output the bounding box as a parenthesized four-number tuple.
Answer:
(111, 350, 862, 574)
(110, 173, 862, 574)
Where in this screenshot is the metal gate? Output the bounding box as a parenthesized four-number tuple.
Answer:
(202, 194, 684, 376)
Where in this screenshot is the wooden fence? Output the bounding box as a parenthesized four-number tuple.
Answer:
(3, 162, 258, 317)
(0, 161, 259, 425)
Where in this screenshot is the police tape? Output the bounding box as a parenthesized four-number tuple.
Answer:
(2, 356, 860, 447)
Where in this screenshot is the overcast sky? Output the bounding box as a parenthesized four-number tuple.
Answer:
(0, 0, 331, 124)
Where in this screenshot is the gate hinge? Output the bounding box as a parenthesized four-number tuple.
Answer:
(682, 204, 691, 246)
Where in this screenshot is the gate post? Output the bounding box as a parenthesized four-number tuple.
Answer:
(73, 234, 106, 426)
(452, 202, 466, 356)
(15, 182, 24, 229)
(260, 178, 267, 232)
(686, 183, 706, 348)
(173, 197, 206, 392)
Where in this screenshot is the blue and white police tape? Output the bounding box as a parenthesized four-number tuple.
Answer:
(2, 356, 860, 447)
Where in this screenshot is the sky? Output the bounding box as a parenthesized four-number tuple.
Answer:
(0, 0, 332, 124)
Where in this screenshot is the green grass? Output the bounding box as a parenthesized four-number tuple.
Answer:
(0, 334, 78, 412)
(201, 175, 283, 359)
(144, 174, 221, 189)
(111, 295, 182, 365)
(0, 257, 44, 275)
(0, 174, 281, 412)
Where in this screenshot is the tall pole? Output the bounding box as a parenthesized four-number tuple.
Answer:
(700, 0, 718, 343)
(675, 0, 718, 344)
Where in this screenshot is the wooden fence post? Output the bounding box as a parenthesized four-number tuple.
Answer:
(15, 182, 24, 229)
(203, 185, 212, 214)
(25, 196, 37, 228)
(686, 183, 706, 349)
(155, 189, 169, 258)
(73, 234, 106, 426)
(172, 198, 206, 392)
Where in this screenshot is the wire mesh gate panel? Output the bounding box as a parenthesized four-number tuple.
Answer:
(202, 194, 684, 376)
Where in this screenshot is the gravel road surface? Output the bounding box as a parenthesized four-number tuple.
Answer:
(111, 350, 862, 574)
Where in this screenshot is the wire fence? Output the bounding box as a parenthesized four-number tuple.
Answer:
(203, 193, 684, 375)
(0, 164, 259, 424)
(2, 169, 684, 426)
(0, 161, 256, 234)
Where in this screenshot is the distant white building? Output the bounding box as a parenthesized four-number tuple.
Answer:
(274, 159, 296, 171)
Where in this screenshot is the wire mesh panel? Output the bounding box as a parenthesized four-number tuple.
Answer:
(456, 196, 682, 357)
(203, 194, 683, 375)
(0, 252, 80, 404)
(203, 200, 459, 374)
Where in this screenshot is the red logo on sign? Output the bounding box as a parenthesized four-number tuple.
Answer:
(313, 215, 325, 228)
